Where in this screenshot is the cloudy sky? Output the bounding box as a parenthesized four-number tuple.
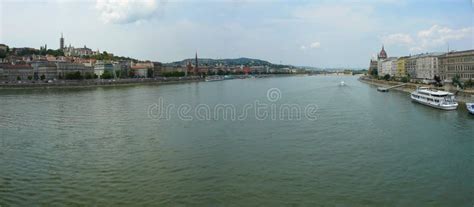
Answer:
(0, 0, 473, 68)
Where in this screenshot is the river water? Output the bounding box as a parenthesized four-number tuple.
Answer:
(0, 76, 472, 206)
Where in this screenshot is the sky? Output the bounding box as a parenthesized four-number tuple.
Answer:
(0, 0, 473, 68)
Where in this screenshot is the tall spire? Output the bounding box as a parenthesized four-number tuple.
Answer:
(194, 51, 198, 75)
(59, 32, 65, 51)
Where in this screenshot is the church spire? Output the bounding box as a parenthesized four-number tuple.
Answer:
(59, 32, 65, 50)
(194, 51, 198, 75)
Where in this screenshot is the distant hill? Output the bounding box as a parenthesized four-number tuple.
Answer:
(165, 57, 292, 68)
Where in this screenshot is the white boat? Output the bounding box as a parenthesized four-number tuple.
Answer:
(339, 81, 345, 86)
(205, 75, 224, 82)
(410, 87, 458, 110)
(466, 103, 474, 114)
(377, 87, 388, 92)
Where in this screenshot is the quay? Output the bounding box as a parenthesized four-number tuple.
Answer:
(377, 83, 407, 92)
(359, 76, 474, 103)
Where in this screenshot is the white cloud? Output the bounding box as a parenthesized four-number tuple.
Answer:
(413, 25, 472, 52)
(310, 42, 321, 49)
(381, 33, 414, 45)
(95, 0, 159, 24)
(300, 41, 320, 50)
(382, 25, 472, 52)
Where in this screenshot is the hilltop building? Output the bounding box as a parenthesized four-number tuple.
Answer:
(64, 45, 98, 57)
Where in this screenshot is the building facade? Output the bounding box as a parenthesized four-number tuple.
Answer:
(369, 59, 377, 75)
(1, 64, 34, 81)
(376, 45, 388, 76)
(31, 61, 58, 80)
(94, 62, 116, 77)
(131, 65, 148, 78)
(390, 58, 398, 77)
(406, 56, 418, 78)
(57, 62, 93, 78)
(413, 53, 443, 80)
(64, 45, 97, 57)
(439, 50, 474, 81)
(396, 57, 408, 77)
(153, 62, 162, 77)
(380, 57, 397, 76)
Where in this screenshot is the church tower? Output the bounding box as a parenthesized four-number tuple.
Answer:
(60, 33, 64, 51)
(194, 52, 198, 75)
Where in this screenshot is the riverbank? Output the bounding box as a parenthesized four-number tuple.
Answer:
(0, 74, 311, 89)
(0, 77, 204, 89)
(358, 75, 474, 103)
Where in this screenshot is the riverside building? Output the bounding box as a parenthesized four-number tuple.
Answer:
(439, 50, 474, 82)
(396, 56, 408, 78)
(376, 45, 387, 76)
(380, 57, 397, 77)
(414, 52, 444, 81)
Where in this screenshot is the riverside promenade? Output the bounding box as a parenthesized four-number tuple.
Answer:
(0, 77, 204, 89)
(358, 75, 474, 103)
(0, 74, 301, 89)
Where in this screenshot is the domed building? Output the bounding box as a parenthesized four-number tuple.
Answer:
(376, 45, 388, 77)
(377, 45, 387, 60)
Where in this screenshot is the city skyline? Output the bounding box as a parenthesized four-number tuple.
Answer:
(1, 0, 473, 68)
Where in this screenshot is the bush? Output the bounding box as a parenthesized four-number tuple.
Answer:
(383, 74, 391, 81)
(401, 76, 409, 83)
(65, 71, 83, 80)
(464, 78, 473, 88)
(370, 69, 378, 77)
(84, 72, 94, 79)
(115, 71, 122, 78)
(101, 70, 114, 79)
(452, 75, 463, 89)
(147, 68, 153, 78)
(161, 71, 186, 77)
(40, 74, 46, 80)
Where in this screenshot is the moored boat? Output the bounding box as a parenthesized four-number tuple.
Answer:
(466, 103, 474, 114)
(377, 87, 388, 92)
(410, 87, 458, 110)
(205, 75, 224, 82)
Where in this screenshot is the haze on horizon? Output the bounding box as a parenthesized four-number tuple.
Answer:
(0, 0, 473, 68)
